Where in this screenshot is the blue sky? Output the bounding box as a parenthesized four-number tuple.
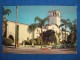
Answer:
(4, 6, 77, 25)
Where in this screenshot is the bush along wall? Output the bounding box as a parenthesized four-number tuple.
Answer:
(3, 38, 14, 46)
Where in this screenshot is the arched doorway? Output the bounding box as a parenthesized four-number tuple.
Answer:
(8, 35, 14, 42)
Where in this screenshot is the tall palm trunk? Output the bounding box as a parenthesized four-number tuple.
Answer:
(3, 21, 7, 38)
(65, 25, 67, 41)
(58, 27, 61, 44)
(32, 30, 34, 47)
(5, 24, 7, 38)
(34, 16, 49, 49)
(62, 30, 63, 40)
(40, 27, 43, 49)
(71, 31, 73, 44)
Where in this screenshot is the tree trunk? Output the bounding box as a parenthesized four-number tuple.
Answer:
(32, 30, 34, 47)
(65, 25, 67, 41)
(41, 28, 43, 49)
(62, 30, 63, 41)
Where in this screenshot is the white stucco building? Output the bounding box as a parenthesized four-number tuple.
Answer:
(3, 10, 70, 44)
(7, 21, 29, 43)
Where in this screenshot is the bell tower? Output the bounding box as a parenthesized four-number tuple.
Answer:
(48, 10, 61, 26)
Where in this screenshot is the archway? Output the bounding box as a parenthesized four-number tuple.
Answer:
(8, 35, 14, 42)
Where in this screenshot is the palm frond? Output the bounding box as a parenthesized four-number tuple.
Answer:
(54, 24, 59, 28)
(34, 17, 42, 23)
(66, 19, 70, 23)
(73, 19, 77, 24)
(28, 23, 37, 32)
(59, 24, 64, 27)
(61, 19, 67, 24)
(3, 9, 11, 16)
(44, 17, 49, 22)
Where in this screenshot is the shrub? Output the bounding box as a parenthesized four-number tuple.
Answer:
(3, 38, 13, 46)
(34, 38, 41, 45)
(22, 40, 31, 45)
(52, 43, 58, 49)
(30, 39, 37, 45)
(74, 43, 77, 48)
(22, 39, 37, 45)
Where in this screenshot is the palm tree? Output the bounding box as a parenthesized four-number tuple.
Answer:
(61, 19, 70, 41)
(54, 24, 64, 44)
(2, 20, 8, 37)
(35, 16, 49, 49)
(2, 7, 11, 38)
(62, 28, 64, 40)
(3, 7, 11, 19)
(67, 19, 77, 44)
(68, 19, 76, 33)
(28, 23, 37, 47)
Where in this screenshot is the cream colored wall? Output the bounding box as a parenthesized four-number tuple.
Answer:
(7, 21, 15, 40)
(56, 17, 61, 26)
(7, 21, 39, 44)
(18, 24, 29, 43)
(7, 21, 33, 44)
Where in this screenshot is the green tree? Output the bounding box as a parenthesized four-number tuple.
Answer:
(3, 7, 11, 19)
(54, 24, 64, 43)
(28, 23, 37, 47)
(61, 19, 70, 41)
(35, 16, 49, 49)
(67, 19, 77, 44)
(2, 7, 11, 37)
(3, 20, 8, 37)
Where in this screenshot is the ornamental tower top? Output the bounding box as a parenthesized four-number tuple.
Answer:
(48, 10, 61, 26)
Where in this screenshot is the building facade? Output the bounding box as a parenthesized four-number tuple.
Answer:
(3, 10, 70, 45)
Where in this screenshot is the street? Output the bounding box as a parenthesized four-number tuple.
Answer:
(3, 45, 76, 54)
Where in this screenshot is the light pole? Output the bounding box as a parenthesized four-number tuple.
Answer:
(15, 6, 18, 48)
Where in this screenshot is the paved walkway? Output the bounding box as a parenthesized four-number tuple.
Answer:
(3, 45, 76, 54)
